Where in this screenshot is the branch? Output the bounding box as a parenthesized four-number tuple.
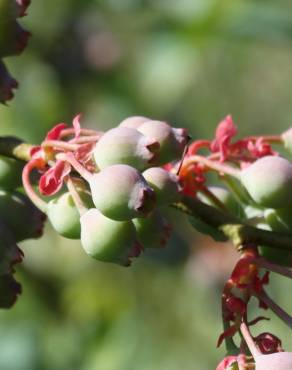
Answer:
(173, 195, 292, 251)
(0, 136, 33, 161)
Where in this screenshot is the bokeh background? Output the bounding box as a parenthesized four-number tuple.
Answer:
(1, 0, 292, 369)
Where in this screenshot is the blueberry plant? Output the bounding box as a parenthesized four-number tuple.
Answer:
(1, 1, 292, 369)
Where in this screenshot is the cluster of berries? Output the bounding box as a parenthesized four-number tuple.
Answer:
(175, 117, 292, 370)
(176, 116, 292, 266)
(0, 0, 31, 103)
(20, 114, 292, 368)
(23, 116, 187, 266)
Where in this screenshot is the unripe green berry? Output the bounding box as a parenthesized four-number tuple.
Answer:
(119, 116, 151, 129)
(255, 353, 292, 370)
(89, 164, 156, 221)
(137, 120, 188, 164)
(48, 191, 93, 239)
(142, 167, 181, 205)
(93, 127, 159, 170)
(282, 127, 292, 155)
(0, 155, 23, 190)
(0, 190, 46, 242)
(197, 186, 243, 217)
(264, 208, 292, 234)
(133, 210, 171, 248)
(80, 208, 141, 265)
(240, 156, 292, 209)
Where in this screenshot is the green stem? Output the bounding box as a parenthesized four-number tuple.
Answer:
(173, 195, 292, 251)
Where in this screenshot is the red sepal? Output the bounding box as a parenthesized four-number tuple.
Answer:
(39, 160, 71, 196)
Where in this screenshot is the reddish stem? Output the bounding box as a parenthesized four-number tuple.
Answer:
(56, 152, 92, 183)
(22, 160, 48, 213)
(256, 290, 292, 329)
(240, 321, 261, 358)
(70, 135, 101, 144)
(42, 140, 79, 151)
(60, 128, 100, 138)
(253, 258, 292, 279)
(183, 155, 241, 179)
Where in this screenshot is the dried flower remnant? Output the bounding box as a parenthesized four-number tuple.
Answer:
(0, 0, 31, 103)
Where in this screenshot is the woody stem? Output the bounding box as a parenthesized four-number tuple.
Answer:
(253, 258, 292, 279)
(256, 290, 292, 329)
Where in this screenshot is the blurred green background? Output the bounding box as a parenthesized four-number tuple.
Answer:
(1, 0, 292, 369)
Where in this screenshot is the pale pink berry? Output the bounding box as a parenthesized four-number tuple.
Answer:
(138, 120, 188, 164)
(93, 127, 159, 170)
(241, 156, 292, 208)
(119, 116, 151, 129)
(89, 164, 156, 221)
(255, 352, 292, 370)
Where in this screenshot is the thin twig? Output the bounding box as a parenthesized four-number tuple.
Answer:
(256, 290, 292, 329)
(254, 258, 292, 279)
